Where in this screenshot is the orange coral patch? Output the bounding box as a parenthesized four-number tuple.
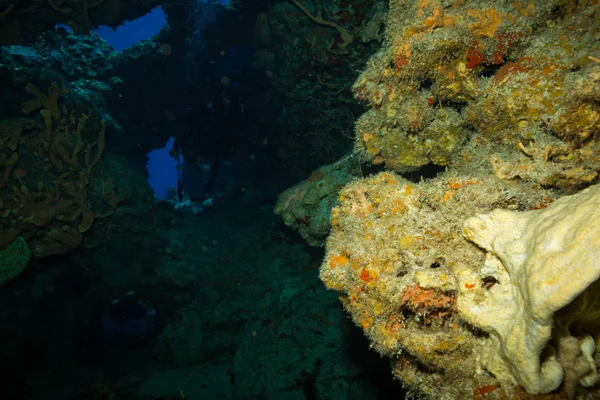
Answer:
(468, 8, 504, 38)
(394, 43, 411, 71)
(360, 269, 373, 283)
(423, 6, 457, 31)
(401, 285, 455, 308)
(417, 0, 434, 17)
(360, 316, 373, 330)
(13, 168, 26, 179)
(447, 178, 462, 190)
(473, 384, 500, 398)
(330, 253, 350, 268)
(307, 169, 325, 182)
(391, 199, 407, 214)
(492, 61, 531, 84)
(440, 189, 456, 202)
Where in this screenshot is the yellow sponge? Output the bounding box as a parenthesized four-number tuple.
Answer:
(458, 183, 600, 393)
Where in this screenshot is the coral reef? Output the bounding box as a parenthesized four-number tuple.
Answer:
(320, 170, 552, 398)
(275, 154, 361, 246)
(275, 0, 600, 398)
(318, 167, 600, 397)
(352, 0, 600, 191)
(0, 82, 127, 257)
(2, 0, 599, 398)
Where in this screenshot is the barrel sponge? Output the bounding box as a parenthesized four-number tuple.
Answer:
(0, 236, 31, 287)
(457, 183, 600, 394)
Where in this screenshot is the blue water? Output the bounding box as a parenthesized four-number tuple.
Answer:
(146, 137, 178, 200)
(95, 7, 167, 52)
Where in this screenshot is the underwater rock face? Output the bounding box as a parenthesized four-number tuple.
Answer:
(319, 171, 600, 398)
(319, 171, 539, 398)
(274, 0, 600, 398)
(100, 293, 157, 338)
(0, 81, 155, 259)
(352, 0, 600, 191)
(0, 95, 106, 257)
(275, 155, 361, 247)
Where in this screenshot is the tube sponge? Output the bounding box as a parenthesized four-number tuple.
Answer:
(0, 236, 31, 288)
(457, 183, 600, 394)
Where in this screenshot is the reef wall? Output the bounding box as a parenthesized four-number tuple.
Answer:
(277, 0, 600, 398)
